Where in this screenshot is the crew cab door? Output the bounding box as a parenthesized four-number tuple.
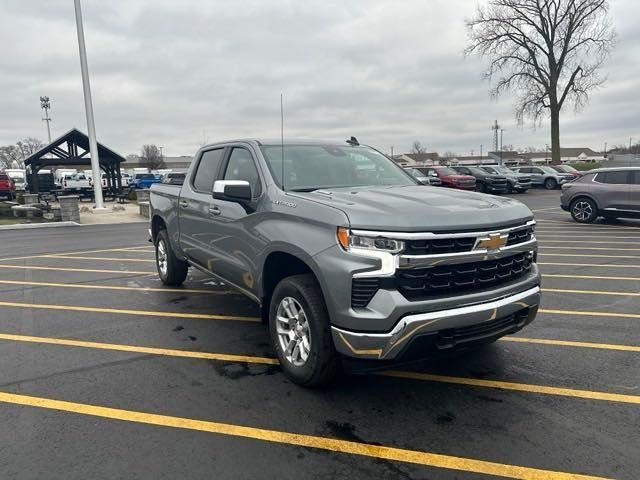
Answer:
(208, 146, 265, 296)
(177, 147, 226, 268)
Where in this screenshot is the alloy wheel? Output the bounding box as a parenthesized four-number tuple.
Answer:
(572, 201, 593, 221)
(157, 240, 168, 277)
(276, 297, 311, 366)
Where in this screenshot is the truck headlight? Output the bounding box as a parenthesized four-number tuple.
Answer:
(337, 228, 404, 254)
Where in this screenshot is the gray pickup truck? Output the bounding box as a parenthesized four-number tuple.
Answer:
(149, 138, 540, 386)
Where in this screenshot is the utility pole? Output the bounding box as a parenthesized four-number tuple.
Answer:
(74, 0, 105, 210)
(604, 142, 607, 160)
(480, 144, 483, 158)
(390, 146, 394, 159)
(499, 129, 505, 166)
(40, 96, 52, 143)
(159, 146, 164, 164)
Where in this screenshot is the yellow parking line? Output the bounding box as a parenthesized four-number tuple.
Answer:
(1, 332, 639, 403)
(0, 280, 229, 295)
(539, 308, 640, 320)
(542, 288, 640, 297)
(539, 262, 640, 269)
(0, 265, 155, 275)
(540, 246, 640, 252)
(502, 336, 640, 353)
(543, 274, 640, 282)
(0, 301, 260, 322)
(540, 253, 640, 259)
(46, 255, 156, 263)
(0, 333, 277, 364)
(0, 246, 152, 262)
(381, 371, 640, 405)
(0, 392, 606, 480)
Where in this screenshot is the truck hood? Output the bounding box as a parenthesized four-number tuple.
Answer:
(290, 185, 533, 232)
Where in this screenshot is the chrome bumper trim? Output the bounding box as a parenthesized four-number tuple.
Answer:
(332, 286, 541, 360)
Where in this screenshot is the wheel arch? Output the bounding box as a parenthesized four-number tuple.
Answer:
(260, 250, 325, 322)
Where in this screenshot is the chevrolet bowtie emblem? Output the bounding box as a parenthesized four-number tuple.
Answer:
(476, 233, 508, 251)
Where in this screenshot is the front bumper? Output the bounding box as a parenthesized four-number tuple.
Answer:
(332, 285, 540, 360)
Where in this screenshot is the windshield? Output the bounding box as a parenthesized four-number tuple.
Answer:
(137, 174, 155, 179)
(434, 167, 459, 176)
(260, 144, 415, 191)
(559, 165, 577, 172)
(466, 167, 487, 175)
(540, 166, 560, 174)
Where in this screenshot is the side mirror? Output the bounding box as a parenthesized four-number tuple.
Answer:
(213, 180, 252, 201)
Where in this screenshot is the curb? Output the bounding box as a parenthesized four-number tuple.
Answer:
(0, 221, 81, 231)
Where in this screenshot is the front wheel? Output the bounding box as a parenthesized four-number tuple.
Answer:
(476, 182, 486, 193)
(269, 274, 338, 387)
(570, 198, 598, 223)
(544, 178, 557, 190)
(155, 229, 188, 286)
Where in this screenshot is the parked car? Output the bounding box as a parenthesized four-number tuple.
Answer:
(0, 173, 16, 200)
(161, 172, 186, 185)
(5, 169, 26, 192)
(451, 166, 509, 194)
(59, 173, 92, 194)
(403, 167, 442, 186)
(551, 164, 583, 178)
(149, 138, 540, 386)
(511, 166, 573, 189)
(129, 173, 161, 190)
(429, 166, 476, 190)
(560, 167, 640, 223)
(480, 165, 531, 193)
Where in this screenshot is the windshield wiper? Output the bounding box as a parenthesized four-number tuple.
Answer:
(288, 187, 320, 192)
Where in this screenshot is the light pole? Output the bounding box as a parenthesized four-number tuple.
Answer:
(499, 129, 506, 165)
(74, 0, 105, 210)
(40, 96, 52, 143)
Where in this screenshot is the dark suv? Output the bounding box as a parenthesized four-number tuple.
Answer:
(452, 166, 509, 194)
(560, 167, 640, 223)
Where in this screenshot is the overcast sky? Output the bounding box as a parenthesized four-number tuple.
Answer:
(1, 0, 638, 157)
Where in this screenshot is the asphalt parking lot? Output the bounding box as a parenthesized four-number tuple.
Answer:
(0, 189, 638, 480)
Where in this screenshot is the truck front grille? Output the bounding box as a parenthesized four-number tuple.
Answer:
(405, 237, 476, 256)
(405, 225, 534, 256)
(396, 251, 533, 300)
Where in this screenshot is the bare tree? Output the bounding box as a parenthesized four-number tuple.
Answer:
(466, 0, 615, 163)
(0, 137, 44, 169)
(411, 141, 427, 154)
(140, 144, 165, 171)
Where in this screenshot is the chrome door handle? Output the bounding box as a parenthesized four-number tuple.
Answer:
(179, 200, 189, 208)
(208, 206, 221, 216)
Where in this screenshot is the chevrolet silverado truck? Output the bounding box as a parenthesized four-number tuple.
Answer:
(149, 139, 540, 386)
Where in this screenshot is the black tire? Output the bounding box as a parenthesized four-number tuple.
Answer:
(476, 182, 486, 193)
(155, 229, 188, 286)
(544, 178, 557, 190)
(570, 197, 598, 223)
(269, 274, 338, 387)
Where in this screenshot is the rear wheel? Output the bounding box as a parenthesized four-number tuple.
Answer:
(155, 229, 188, 286)
(269, 274, 338, 387)
(544, 178, 557, 190)
(570, 198, 598, 223)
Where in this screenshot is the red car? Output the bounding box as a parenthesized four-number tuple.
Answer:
(0, 173, 16, 200)
(430, 166, 477, 190)
(551, 165, 583, 178)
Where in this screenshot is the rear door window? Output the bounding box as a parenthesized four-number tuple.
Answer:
(193, 148, 225, 192)
(597, 171, 630, 184)
(632, 171, 640, 185)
